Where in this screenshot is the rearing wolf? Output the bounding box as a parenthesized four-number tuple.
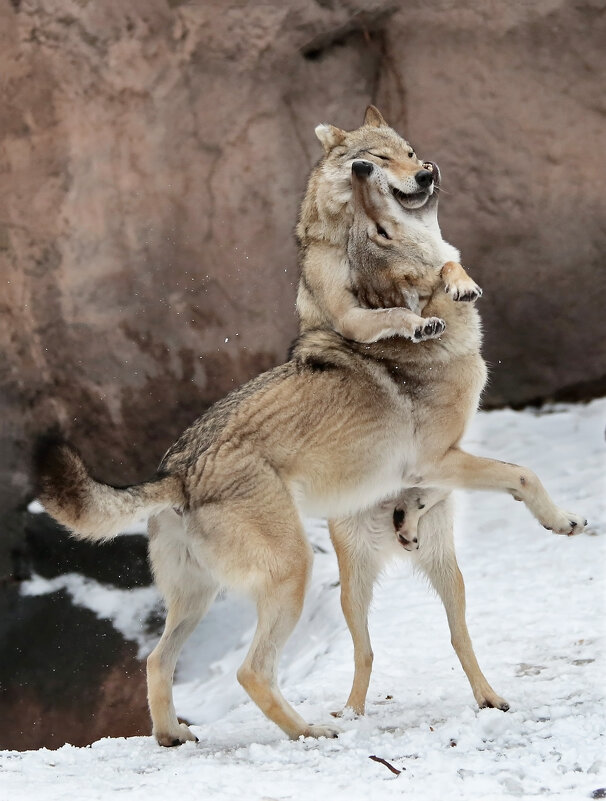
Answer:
(37, 108, 586, 748)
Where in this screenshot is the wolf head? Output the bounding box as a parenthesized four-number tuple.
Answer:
(297, 106, 438, 249)
(347, 157, 442, 275)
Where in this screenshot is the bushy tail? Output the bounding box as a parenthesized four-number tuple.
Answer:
(35, 438, 184, 542)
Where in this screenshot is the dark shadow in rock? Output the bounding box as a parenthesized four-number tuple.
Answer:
(22, 511, 152, 589)
(0, 585, 150, 750)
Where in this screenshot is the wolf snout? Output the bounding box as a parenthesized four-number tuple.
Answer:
(415, 168, 434, 189)
(352, 160, 374, 178)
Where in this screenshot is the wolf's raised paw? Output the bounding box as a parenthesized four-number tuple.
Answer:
(446, 282, 483, 302)
(413, 317, 446, 342)
(541, 509, 587, 536)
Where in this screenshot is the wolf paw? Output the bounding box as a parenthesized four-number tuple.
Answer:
(302, 723, 341, 739)
(445, 281, 483, 302)
(155, 722, 198, 747)
(331, 705, 363, 719)
(541, 510, 587, 536)
(413, 317, 446, 342)
(478, 694, 510, 712)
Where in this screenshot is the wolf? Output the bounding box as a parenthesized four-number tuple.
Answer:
(37, 132, 586, 747)
(296, 107, 586, 718)
(296, 105, 481, 345)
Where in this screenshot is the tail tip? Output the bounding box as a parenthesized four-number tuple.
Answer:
(33, 434, 88, 509)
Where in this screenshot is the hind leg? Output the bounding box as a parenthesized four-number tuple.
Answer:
(237, 576, 339, 739)
(147, 510, 219, 746)
(236, 530, 339, 739)
(413, 497, 509, 711)
(197, 483, 340, 740)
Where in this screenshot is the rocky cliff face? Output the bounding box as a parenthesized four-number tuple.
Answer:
(1, 0, 604, 747)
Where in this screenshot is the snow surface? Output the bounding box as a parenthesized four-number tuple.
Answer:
(3, 399, 605, 801)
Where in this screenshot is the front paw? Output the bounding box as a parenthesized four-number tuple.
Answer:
(541, 510, 587, 536)
(412, 317, 446, 342)
(478, 693, 510, 712)
(445, 280, 483, 302)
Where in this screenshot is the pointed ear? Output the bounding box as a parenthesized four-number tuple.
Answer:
(363, 105, 388, 128)
(314, 124, 346, 153)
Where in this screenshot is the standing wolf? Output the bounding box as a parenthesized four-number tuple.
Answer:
(36, 108, 586, 747)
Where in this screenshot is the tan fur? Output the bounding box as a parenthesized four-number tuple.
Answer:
(37, 108, 586, 747)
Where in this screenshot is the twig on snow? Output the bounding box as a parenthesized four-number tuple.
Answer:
(369, 755, 403, 776)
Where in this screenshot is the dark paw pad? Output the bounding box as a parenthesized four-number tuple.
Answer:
(480, 699, 509, 712)
(393, 507, 405, 530)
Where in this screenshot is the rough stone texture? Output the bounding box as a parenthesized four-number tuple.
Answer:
(375, 0, 606, 407)
(0, 0, 604, 748)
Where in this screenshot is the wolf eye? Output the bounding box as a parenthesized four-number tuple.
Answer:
(365, 151, 390, 162)
(376, 224, 390, 239)
(408, 152, 414, 158)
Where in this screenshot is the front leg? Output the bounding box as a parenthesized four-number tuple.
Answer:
(340, 306, 445, 344)
(441, 261, 482, 302)
(329, 515, 381, 716)
(413, 497, 509, 711)
(427, 449, 587, 535)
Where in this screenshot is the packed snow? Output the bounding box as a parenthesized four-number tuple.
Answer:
(3, 399, 605, 801)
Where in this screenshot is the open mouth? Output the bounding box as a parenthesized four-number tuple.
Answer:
(389, 161, 440, 209)
(391, 186, 430, 208)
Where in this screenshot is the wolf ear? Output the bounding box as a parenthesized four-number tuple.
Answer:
(364, 105, 388, 128)
(314, 124, 346, 153)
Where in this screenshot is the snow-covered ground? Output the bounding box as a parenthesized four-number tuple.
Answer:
(3, 399, 605, 801)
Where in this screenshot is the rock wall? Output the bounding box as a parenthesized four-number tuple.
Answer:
(1, 0, 604, 748)
(377, 0, 606, 407)
(0, 0, 393, 571)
